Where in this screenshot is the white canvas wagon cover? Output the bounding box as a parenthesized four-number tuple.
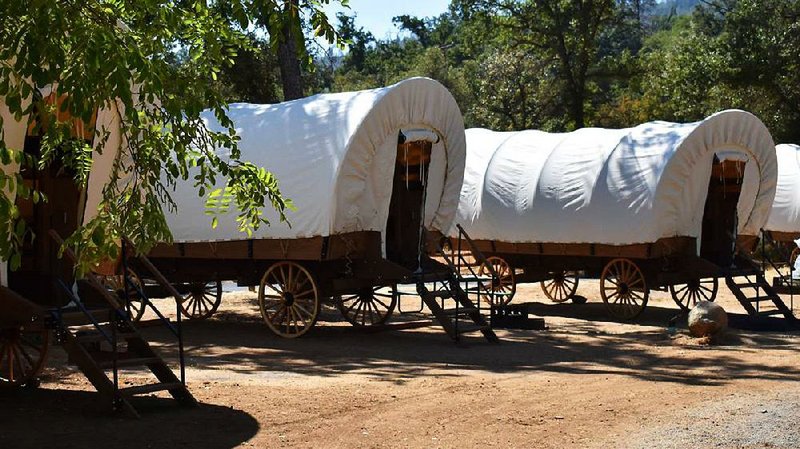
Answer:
(454, 110, 776, 250)
(765, 144, 800, 234)
(165, 77, 466, 242)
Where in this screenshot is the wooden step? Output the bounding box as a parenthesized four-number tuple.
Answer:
(98, 357, 161, 369)
(119, 382, 185, 397)
(440, 307, 479, 316)
(455, 323, 490, 334)
(413, 271, 451, 283)
(421, 290, 452, 300)
(745, 296, 778, 303)
(460, 276, 488, 283)
(757, 309, 787, 317)
(76, 330, 138, 343)
(135, 318, 170, 328)
(60, 309, 115, 326)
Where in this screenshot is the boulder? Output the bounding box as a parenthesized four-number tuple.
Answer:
(688, 300, 728, 338)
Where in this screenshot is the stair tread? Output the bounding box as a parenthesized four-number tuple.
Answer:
(440, 308, 479, 316)
(421, 290, 453, 300)
(757, 309, 788, 317)
(745, 295, 779, 303)
(136, 318, 171, 328)
(98, 356, 162, 369)
(76, 330, 138, 343)
(455, 323, 490, 334)
(726, 274, 797, 320)
(734, 282, 762, 288)
(412, 272, 452, 283)
(119, 382, 185, 396)
(60, 309, 117, 326)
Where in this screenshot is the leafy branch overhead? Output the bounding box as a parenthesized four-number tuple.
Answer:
(0, 0, 341, 272)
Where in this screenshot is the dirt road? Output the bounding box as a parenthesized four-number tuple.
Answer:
(1, 279, 798, 448)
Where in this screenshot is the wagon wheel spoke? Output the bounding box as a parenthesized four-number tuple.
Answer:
(371, 295, 391, 311)
(0, 330, 49, 387)
(293, 303, 313, 321)
(259, 262, 319, 338)
(481, 257, 515, 305)
(337, 284, 397, 327)
(601, 258, 648, 321)
(543, 271, 573, 303)
(13, 343, 32, 372)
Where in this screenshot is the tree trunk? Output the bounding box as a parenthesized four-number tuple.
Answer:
(277, 0, 304, 101)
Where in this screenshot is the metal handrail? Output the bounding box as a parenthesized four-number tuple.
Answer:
(433, 226, 498, 310)
(121, 243, 187, 385)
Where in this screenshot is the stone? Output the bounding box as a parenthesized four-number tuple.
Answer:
(688, 300, 728, 338)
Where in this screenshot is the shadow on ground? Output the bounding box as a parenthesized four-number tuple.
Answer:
(131, 298, 800, 388)
(0, 387, 259, 449)
(521, 300, 800, 332)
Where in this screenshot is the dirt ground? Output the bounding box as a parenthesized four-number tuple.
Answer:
(2, 275, 799, 449)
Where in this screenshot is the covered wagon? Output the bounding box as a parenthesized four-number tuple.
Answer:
(452, 110, 778, 319)
(763, 144, 800, 246)
(759, 144, 800, 294)
(0, 92, 196, 415)
(145, 77, 479, 337)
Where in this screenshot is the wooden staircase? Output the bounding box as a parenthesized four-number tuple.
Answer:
(725, 271, 798, 323)
(49, 231, 196, 418)
(416, 225, 499, 343)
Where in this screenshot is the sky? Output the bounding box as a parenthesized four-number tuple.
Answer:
(323, 0, 452, 40)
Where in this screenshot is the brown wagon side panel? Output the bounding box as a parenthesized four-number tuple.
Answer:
(148, 231, 382, 262)
(765, 231, 800, 244)
(460, 236, 696, 259)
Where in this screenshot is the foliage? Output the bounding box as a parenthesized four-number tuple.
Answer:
(318, 0, 800, 146)
(0, 0, 339, 273)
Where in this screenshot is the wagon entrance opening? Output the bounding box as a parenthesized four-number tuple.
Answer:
(385, 135, 435, 270)
(700, 155, 746, 268)
(9, 111, 91, 305)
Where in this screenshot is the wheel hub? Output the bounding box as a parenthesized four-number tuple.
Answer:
(688, 279, 700, 289)
(283, 292, 295, 306)
(619, 283, 630, 295)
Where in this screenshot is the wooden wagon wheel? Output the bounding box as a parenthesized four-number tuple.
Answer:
(336, 285, 397, 327)
(180, 281, 223, 320)
(541, 271, 580, 303)
(478, 256, 516, 306)
(101, 268, 146, 322)
(258, 261, 320, 338)
(0, 327, 50, 388)
(669, 278, 718, 311)
(600, 258, 649, 320)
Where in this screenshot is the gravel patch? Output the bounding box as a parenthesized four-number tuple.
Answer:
(620, 390, 800, 449)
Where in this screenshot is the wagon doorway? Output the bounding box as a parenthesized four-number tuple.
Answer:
(9, 130, 87, 305)
(385, 133, 436, 270)
(700, 155, 746, 268)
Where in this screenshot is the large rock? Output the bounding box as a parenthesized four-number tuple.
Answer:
(688, 300, 728, 338)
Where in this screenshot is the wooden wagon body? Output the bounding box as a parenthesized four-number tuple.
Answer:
(0, 90, 190, 394)
(140, 77, 472, 336)
(751, 143, 800, 293)
(451, 110, 779, 319)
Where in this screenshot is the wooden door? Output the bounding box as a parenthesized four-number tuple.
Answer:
(385, 139, 433, 269)
(700, 156, 746, 268)
(9, 136, 83, 306)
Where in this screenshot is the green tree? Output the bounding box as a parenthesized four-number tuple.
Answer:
(218, 33, 282, 104)
(248, 0, 346, 100)
(489, 0, 616, 129)
(0, 0, 339, 271)
(702, 0, 800, 142)
(470, 50, 565, 130)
